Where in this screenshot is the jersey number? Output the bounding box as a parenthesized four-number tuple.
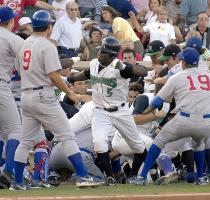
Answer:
(106, 88, 113, 97)
(23, 50, 32, 70)
(187, 75, 210, 91)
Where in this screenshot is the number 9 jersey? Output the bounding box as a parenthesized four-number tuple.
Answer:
(89, 58, 130, 109)
(16, 35, 62, 90)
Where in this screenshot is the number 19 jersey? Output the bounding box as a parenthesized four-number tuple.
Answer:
(157, 67, 210, 115)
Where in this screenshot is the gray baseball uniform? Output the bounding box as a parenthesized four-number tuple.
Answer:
(14, 35, 80, 164)
(153, 67, 210, 151)
(0, 27, 23, 141)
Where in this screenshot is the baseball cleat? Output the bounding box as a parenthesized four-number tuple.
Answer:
(0, 169, 14, 189)
(105, 176, 117, 186)
(135, 176, 147, 186)
(195, 176, 209, 186)
(76, 175, 103, 187)
(126, 176, 137, 184)
(30, 180, 51, 188)
(155, 172, 178, 185)
(9, 181, 27, 191)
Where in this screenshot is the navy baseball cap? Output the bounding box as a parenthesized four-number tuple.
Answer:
(160, 44, 181, 61)
(145, 40, 165, 56)
(0, 7, 18, 24)
(186, 36, 202, 50)
(177, 47, 200, 65)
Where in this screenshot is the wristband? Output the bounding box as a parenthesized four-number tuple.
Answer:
(71, 57, 80, 64)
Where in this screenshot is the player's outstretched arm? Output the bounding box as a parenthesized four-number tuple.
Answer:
(67, 70, 89, 83)
(48, 71, 80, 103)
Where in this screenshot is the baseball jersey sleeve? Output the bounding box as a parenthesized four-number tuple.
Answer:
(44, 44, 62, 74)
(157, 75, 177, 101)
(9, 35, 24, 56)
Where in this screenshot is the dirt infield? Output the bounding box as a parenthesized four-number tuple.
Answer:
(1, 193, 210, 200)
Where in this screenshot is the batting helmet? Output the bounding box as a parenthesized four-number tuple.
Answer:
(32, 10, 54, 29)
(97, 36, 121, 56)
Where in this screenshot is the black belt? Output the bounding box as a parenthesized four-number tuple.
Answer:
(58, 46, 79, 51)
(33, 86, 44, 90)
(103, 103, 125, 112)
(0, 78, 11, 84)
(180, 112, 210, 119)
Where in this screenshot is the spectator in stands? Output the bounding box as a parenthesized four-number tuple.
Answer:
(163, 0, 181, 21)
(194, 12, 210, 49)
(107, 0, 137, 19)
(130, 6, 176, 46)
(101, 6, 144, 55)
(95, 0, 107, 21)
(76, 0, 96, 18)
(137, 0, 162, 25)
(0, 0, 64, 32)
(176, 0, 208, 26)
(82, 27, 102, 61)
(118, 39, 143, 61)
(122, 48, 148, 84)
(50, 1, 83, 58)
(18, 17, 33, 36)
(52, 0, 69, 21)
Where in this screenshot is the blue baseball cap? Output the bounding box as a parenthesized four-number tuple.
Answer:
(177, 47, 200, 65)
(186, 36, 202, 50)
(0, 7, 18, 24)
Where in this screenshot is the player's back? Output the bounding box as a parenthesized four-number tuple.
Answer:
(171, 68, 210, 115)
(18, 35, 61, 90)
(0, 27, 23, 82)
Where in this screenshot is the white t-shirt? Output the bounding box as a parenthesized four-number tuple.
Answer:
(50, 14, 83, 49)
(145, 11, 157, 25)
(143, 21, 176, 46)
(52, 0, 68, 21)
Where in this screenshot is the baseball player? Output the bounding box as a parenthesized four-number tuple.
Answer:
(0, 6, 24, 188)
(67, 36, 147, 186)
(10, 10, 99, 190)
(135, 47, 210, 186)
(49, 101, 104, 180)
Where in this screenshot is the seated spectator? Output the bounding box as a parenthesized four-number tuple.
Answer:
(18, 17, 33, 36)
(52, 0, 69, 21)
(82, 27, 102, 61)
(118, 39, 143, 61)
(131, 6, 176, 46)
(138, 0, 161, 25)
(122, 48, 148, 84)
(193, 12, 210, 49)
(163, 0, 181, 21)
(101, 6, 144, 55)
(50, 1, 84, 57)
(107, 0, 137, 20)
(176, 0, 208, 27)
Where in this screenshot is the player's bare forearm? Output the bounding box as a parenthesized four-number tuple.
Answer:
(133, 112, 156, 125)
(132, 64, 148, 77)
(143, 105, 155, 114)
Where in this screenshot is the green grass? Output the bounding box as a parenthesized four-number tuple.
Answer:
(0, 184, 210, 197)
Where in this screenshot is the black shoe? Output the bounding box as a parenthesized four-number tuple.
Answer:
(105, 176, 117, 186)
(0, 169, 14, 189)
